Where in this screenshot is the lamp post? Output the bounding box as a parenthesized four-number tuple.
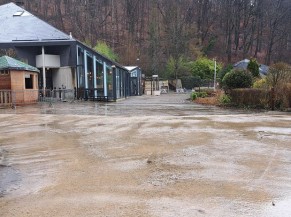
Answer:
(214, 58, 217, 91)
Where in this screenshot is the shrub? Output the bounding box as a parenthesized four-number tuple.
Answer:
(219, 94, 231, 104)
(247, 58, 260, 77)
(218, 64, 233, 81)
(229, 88, 270, 109)
(266, 62, 291, 89)
(191, 91, 208, 100)
(197, 92, 208, 98)
(191, 92, 198, 100)
(253, 78, 267, 89)
(222, 69, 253, 90)
(265, 63, 291, 110)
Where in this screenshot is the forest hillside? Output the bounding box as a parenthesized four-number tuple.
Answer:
(0, 0, 291, 75)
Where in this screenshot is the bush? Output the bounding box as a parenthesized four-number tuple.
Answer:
(267, 62, 291, 89)
(219, 94, 231, 104)
(229, 88, 270, 109)
(218, 64, 233, 81)
(253, 78, 267, 89)
(222, 69, 253, 90)
(191, 92, 197, 100)
(197, 92, 208, 98)
(191, 91, 208, 100)
(247, 58, 260, 77)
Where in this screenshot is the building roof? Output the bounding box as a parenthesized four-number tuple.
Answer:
(233, 59, 269, 76)
(0, 55, 39, 72)
(0, 2, 129, 72)
(0, 3, 72, 42)
(124, 66, 139, 71)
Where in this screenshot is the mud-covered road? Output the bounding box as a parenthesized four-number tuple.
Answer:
(1, 94, 291, 217)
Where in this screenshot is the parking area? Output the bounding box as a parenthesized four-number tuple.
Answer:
(0, 93, 291, 217)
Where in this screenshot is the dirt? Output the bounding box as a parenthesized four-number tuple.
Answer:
(0, 93, 291, 216)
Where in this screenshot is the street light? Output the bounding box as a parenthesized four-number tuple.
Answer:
(214, 58, 217, 91)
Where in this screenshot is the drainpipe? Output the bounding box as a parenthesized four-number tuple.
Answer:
(42, 46, 46, 95)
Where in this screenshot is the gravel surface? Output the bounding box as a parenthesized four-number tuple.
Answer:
(0, 93, 291, 216)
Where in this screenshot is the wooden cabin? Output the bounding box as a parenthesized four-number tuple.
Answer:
(0, 56, 39, 106)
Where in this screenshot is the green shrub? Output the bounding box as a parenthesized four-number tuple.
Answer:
(222, 69, 253, 90)
(191, 92, 198, 100)
(191, 91, 208, 100)
(229, 88, 270, 108)
(253, 78, 267, 89)
(219, 94, 231, 104)
(197, 92, 208, 98)
(247, 58, 260, 77)
(219, 64, 233, 81)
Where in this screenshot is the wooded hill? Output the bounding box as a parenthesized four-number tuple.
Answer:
(1, 0, 291, 76)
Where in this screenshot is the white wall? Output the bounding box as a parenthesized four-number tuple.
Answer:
(52, 67, 75, 90)
(36, 54, 61, 68)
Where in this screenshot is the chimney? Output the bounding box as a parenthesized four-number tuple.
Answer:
(15, 1, 25, 8)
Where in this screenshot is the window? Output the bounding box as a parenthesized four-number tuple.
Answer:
(0, 70, 9, 75)
(25, 74, 33, 89)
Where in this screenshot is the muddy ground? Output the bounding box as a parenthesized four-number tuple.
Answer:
(0, 93, 291, 217)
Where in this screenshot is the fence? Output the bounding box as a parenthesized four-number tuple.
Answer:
(0, 90, 12, 107)
(180, 77, 215, 90)
(0, 89, 75, 107)
(39, 89, 75, 103)
(77, 88, 112, 102)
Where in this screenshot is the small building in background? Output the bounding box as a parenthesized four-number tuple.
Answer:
(233, 59, 269, 77)
(125, 66, 142, 96)
(0, 55, 39, 106)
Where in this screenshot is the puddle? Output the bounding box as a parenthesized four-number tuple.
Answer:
(0, 166, 21, 197)
(0, 94, 290, 216)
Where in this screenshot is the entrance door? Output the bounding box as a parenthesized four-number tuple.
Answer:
(131, 78, 138, 96)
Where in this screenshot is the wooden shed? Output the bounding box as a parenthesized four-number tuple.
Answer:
(0, 56, 39, 106)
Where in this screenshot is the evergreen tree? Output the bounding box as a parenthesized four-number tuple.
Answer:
(247, 58, 260, 77)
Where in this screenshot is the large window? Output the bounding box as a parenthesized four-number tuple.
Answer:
(25, 74, 34, 89)
(0, 70, 9, 75)
(86, 56, 93, 89)
(96, 62, 104, 96)
(106, 67, 113, 98)
(116, 69, 120, 99)
(77, 47, 85, 88)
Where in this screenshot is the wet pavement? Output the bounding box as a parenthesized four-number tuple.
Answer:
(0, 93, 291, 216)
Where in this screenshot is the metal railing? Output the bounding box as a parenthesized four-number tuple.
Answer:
(0, 89, 76, 107)
(39, 89, 75, 103)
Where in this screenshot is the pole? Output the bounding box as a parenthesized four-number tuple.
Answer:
(42, 46, 46, 95)
(214, 59, 217, 91)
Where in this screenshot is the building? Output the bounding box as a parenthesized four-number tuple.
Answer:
(0, 55, 39, 105)
(233, 59, 269, 76)
(124, 66, 142, 96)
(0, 2, 140, 101)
